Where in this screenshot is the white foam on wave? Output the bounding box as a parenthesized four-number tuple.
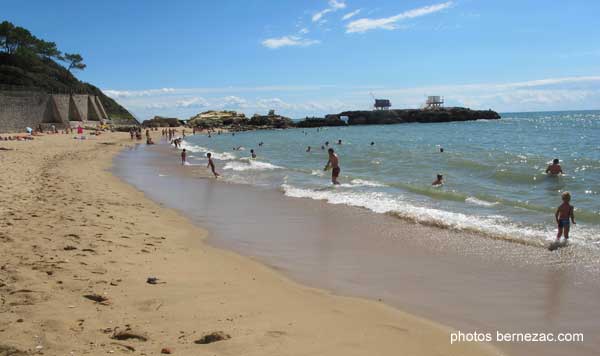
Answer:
(224, 160, 283, 172)
(466, 196, 498, 207)
(180, 142, 236, 160)
(348, 179, 386, 187)
(311, 170, 325, 177)
(280, 184, 557, 244)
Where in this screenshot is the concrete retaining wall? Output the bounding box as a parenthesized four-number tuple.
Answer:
(72, 95, 88, 122)
(95, 96, 109, 120)
(0, 91, 111, 133)
(0, 91, 55, 133)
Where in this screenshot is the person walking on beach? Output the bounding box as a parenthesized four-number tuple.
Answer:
(555, 191, 575, 242)
(207, 153, 220, 178)
(324, 148, 340, 185)
(181, 149, 187, 165)
(546, 158, 564, 175)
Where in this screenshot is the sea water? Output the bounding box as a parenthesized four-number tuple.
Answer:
(180, 111, 600, 249)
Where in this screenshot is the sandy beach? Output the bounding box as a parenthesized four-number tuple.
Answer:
(0, 131, 500, 355)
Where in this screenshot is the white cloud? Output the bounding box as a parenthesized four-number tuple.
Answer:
(329, 0, 346, 10)
(262, 35, 320, 49)
(103, 88, 176, 98)
(222, 95, 248, 107)
(361, 76, 600, 111)
(312, 0, 346, 22)
(106, 76, 600, 120)
(342, 9, 361, 20)
(346, 1, 453, 33)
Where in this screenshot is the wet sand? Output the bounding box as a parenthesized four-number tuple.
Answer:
(115, 140, 600, 356)
(0, 131, 500, 355)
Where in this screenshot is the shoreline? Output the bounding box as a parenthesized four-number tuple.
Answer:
(0, 132, 500, 355)
(114, 133, 600, 356)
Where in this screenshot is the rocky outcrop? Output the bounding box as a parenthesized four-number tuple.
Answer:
(295, 115, 347, 127)
(141, 116, 182, 127)
(188, 111, 247, 128)
(187, 110, 294, 130)
(248, 112, 294, 128)
(339, 107, 500, 125)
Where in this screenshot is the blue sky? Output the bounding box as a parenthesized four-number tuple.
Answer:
(5, 0, 600, 119)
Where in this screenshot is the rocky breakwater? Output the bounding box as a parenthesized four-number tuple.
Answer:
(338, 107, 500, 125)
(295, 115, 347, 128)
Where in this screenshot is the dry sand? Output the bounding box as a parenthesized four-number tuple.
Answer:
(0, 131, 501, 355)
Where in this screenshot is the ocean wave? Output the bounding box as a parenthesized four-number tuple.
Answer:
(180, 142, 236, 160)
(466, 196, 499, 207)
(341, 179, 387, 188)
(279, 183, 561, 247)
(224, 160, 283, 172)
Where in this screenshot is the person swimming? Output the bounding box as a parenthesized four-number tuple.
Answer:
(370, 141, 375, 146)
(432, 174, 444, 186)
(546, 158, 563, 175)
(337, 139, 342, 145)
(306, 146, 311, 152)
(250, 149, 257, 159)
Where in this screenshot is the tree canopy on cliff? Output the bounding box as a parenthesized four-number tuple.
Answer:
(0, 21, 85, 70)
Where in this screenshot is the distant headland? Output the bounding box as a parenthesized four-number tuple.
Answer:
(143, 105, 501, 131)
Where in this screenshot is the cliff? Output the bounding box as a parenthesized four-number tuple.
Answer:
(0, 53, 137, 124)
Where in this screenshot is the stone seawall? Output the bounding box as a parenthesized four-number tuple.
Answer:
(0, 91, 57, 133)
(0, 91, 111, 133)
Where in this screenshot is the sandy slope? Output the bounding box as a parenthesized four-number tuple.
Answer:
(0, 132, 501, 355)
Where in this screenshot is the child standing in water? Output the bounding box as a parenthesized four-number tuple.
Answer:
(206, 153, 220, 178)
(181, 149, 186, 165)
(324, 148, 340, 185)
(555, 191, 575, 242)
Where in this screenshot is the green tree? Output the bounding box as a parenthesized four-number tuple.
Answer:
(35, 39, 62, 60)
(63, 53, 86, 71)
(0, 21, 15, 53)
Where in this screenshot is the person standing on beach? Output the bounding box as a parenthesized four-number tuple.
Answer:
(207, 153, 220, 178)
(555, 191, 575, 242)
(324, 148, 340, 185)
(181, 149, 187, 165)
(546, 158, 564, 175)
